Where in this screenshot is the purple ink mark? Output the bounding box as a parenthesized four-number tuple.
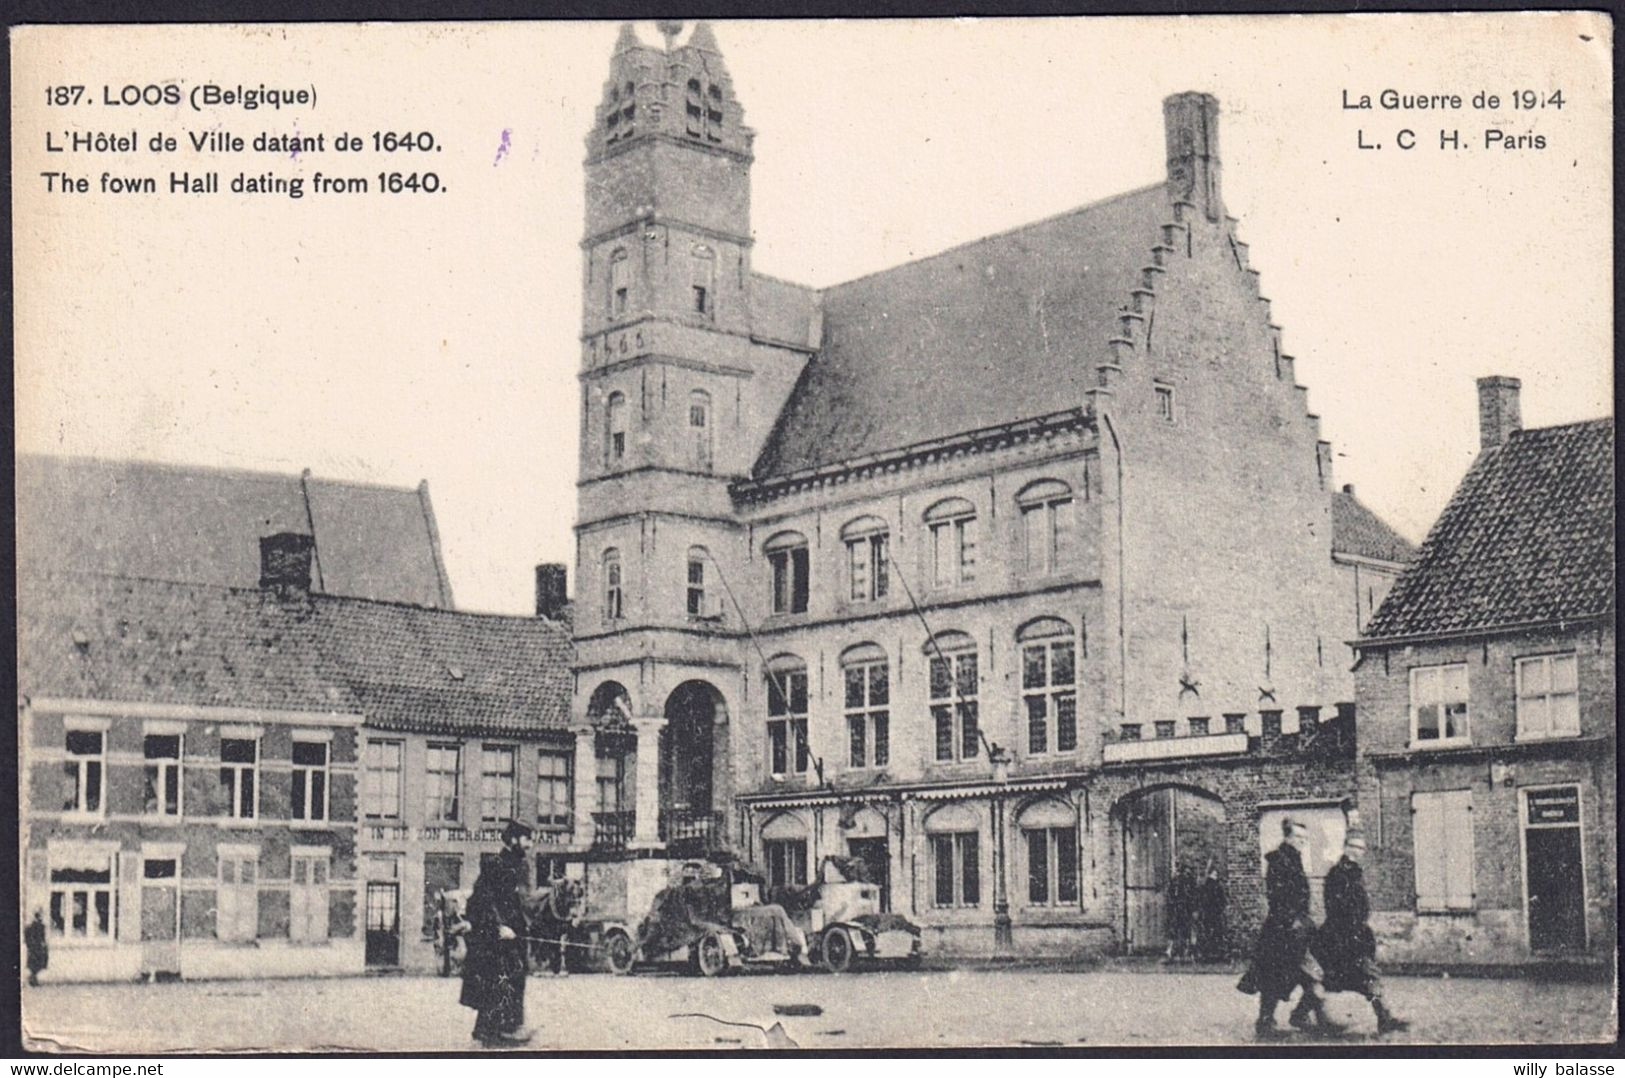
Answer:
(493, 128, 512, 167)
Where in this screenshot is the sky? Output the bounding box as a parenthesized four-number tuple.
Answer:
(12, 15, 1612, 615)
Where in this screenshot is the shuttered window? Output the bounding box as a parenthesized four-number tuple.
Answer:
(1412, 790, 1474, 912)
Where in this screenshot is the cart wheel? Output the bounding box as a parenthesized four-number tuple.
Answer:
(692, 931, 728, 977)
(821, 927, 854, 974)
(604, 928, 637, 975)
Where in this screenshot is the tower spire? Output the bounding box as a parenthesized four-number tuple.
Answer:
(656, 20, 684, 50)
(613, 22, 640, 54)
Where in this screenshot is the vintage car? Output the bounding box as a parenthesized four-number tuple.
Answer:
(781, 857, 923, 973)
(601, 859, 807, 977)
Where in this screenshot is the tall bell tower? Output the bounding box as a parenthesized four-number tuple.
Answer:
(571, 22, 760, 854)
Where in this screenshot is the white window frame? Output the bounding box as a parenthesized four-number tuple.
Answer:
(1020, 621, 1078, 756)
(363, 738, 403, 820)
(291, 737, 330, 824)
(1022, 825, 1081, 907)
(927, 638, 980, 763)
(62, 719, 108, 817)
(425, 742, 462, 823)
(1515, 653, 1581, 741)
(1017, 481, 1076, 576)
(602, 548, 623, 623)
(480, 744, 518, 823)
(289, 847, 331, 943)
(688, 389, 713, 469)
(842, 651, 890, 770)
(930, 831, 981, 908)
(686, 547, 711, 619)
(925, 500, 977, 589)
(766, 661, 810, 778)
(763, 838, 808, 890)
(605, 391, 628, 466)
(218, 732, 260, 820)
(47, 845, 118, 945)
(1154, 382, 1176, 422)
(1408, 663, 1471, 747)
(841, 519, 890, 604)
(216, 846, 260, 943)
(537, 748, 574, 832)
(1411, 790, 1475, 913)
(766, 532, 810, 616)
(142, 730, 184, 818)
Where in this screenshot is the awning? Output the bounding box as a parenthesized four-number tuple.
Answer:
(912, 778, 1071, 801)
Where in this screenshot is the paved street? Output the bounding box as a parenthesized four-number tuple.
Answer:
(21, 967, 1616, 1052)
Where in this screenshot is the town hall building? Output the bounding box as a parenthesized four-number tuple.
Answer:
(568, 23, 1412, 955)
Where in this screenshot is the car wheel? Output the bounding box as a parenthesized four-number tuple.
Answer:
(604, 928, 637, 975)
(821, 927, 854, 974)
(693, 931, 728, 977)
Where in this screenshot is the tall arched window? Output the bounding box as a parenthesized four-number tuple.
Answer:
(1019, 799, 1079, 906)
(601, 548, 623, 623)
(765, 531, 809, 615)
(1017, 479, 1075, 575)
(765, 654, 809, 777)
(1019, 618, 1077, 754)
(925, 497, 977, 588)
(688, 390, 712, 471)
(605, 391, 628, 467)
(841, 643, 889, 769)
(690, 245, 715, 319)
(840, 516, 889, 603)
(925, 631, 979, 762)
(608, 248, 630, 317)
(924, 803, 981, 908)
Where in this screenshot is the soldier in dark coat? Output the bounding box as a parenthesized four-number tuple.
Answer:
(24, 911, 48, 986)
(1313, 831, 1409, 1033)
(1242, 818, 1343, 1037)
(1165, 862, 1197, 960)
(1195, 867, 1227, 961)
(460, 821, 535, 1046)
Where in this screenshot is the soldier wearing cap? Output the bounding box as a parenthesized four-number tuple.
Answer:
(460, 819, 535, 1046)
(1242, 817, 1343, 1037)
(1314, 829, 1410, 1034)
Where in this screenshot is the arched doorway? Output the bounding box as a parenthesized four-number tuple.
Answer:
(586, 681, 635, 849)
(662, 680, 727, 852)
(1115, 785, 1226, 954)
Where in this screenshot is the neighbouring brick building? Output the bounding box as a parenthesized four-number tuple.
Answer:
(1353, 378, 1615, 966)
(566, 23, 1412, 955)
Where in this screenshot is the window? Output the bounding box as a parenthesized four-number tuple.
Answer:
(217, 851, 259, 942)
(1155, 720, 1177, 739)
(689, 390, 712, 470)
(425, 743, 461, 822)
(686, 547, 711, 617)
(291, 740, 329, 823)
(1155, 383, 1175, 422)
(1516, 654, 1580, 740)
(841, 517, 889, 603)
(1409, 664, 1469, 745)
(480, 745, 517, 823)
(144, 858, 176, 880)
(1412, 790, 1474, 912)
(1120, 724, 1142, 741)
(926, 633, 979, 763)
(218, 736, 258, 819)
(602, 548, 623, 622)
(1017, 480, 1076, 575)
(765, 531, 810, 615)
(362, 739, 403, 819)
(596, 749, 627, 815)
(925, 498, 977, 588)
(685, 79, 724, 142)
(1025, 827, 1080, 906)
(691, 247, 715, 320)
(62, 728, 105, 815)
(1020, 619, 1078, 755)
(842, 644, 890, 770)
(1188, 717, 1210, 737)
(290, 851, 330, 943)
(931, 832, 981, 907)
(766, 657, 810, 777)
(537, 749, 573, 831)
(48, 849, 115, 941)
(605, 80, 635, 142)
(605, 392, 628, 466)
(764, 839, 808, 890)
(608, 249, 630, 317)
(1223, 713, 1247, 735)
(143, 733, 182, 817)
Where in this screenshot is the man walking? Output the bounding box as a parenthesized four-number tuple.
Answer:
(1242, 817, 1343, 1037)
(460, 820, 535, 1047)
(1314, 831, 1409, 1034)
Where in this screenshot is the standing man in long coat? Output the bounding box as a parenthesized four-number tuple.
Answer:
(1313, 831, 1409, 1033)
(461, 820, 535, 1046)
(1243, 817, 1343, 1037)
(24, 910, 48, 986)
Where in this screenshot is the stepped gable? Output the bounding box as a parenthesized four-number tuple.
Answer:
(1362, 418, 1614, 640)
(1332, 488, 1416, 564)
(752, 184, 1167, 479)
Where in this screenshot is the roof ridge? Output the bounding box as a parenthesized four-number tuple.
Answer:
(817, 181, 1166, 297)
(311, 590, 568, 630)
(18, 450, 423, 496)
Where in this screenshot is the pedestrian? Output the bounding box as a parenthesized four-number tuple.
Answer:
(1195, 866, 1226, 961)
(1239, 817, 1343, 1037)
(1166, 862, 1196, 960)
(24, 910, 48, 986)
(460, 820, 535, 1047)
(1313, 831, 1410, 1034)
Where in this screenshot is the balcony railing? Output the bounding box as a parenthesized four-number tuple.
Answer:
(660, 808, 723, 852)
(591, 810, 635, 851)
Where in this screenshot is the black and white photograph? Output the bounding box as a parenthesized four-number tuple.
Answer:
(9, 12, 1616, 1056)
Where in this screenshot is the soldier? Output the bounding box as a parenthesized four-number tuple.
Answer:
(460, 820, 535, 1046)
(24, 910, 48, 986)
(1243, 817, 1343, 1038)
(1195, 866, 1227, 961)
(1314, 831, 1410, 1034)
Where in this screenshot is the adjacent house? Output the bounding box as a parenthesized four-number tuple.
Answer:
(1353, 377, 1615, 966)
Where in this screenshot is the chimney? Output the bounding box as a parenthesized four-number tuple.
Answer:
(260, 532, 315, 591)
(1164, 91, 1221, 221)
(1476, 375, 1522, 450)
(535, 563, 568, 620)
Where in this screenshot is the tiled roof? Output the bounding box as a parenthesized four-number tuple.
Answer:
(752, 185, 1167, 478)
(1331, 489, 1416, 564)
(18, 571, 573, 736)
(16, 454, 454, 608)
(1361, 419, 1614, 641)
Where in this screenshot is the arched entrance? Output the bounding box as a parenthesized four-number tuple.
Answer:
(662, 681, 727, 852)
(586, 681, 635, 849)
(1115, 785, 1226, 954)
